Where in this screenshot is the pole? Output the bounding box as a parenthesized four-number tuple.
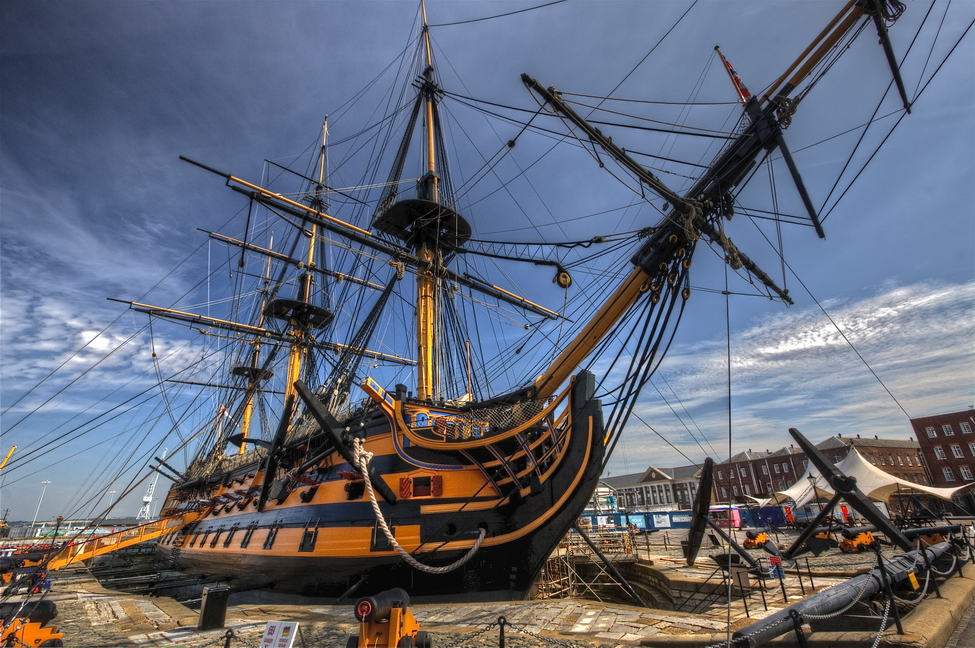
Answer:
(29, 480, 51, 536)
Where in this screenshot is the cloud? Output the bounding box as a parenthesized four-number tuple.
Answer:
(611, 280, 975, 472)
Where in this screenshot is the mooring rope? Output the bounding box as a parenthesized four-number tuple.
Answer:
(353, 437, 486, 574)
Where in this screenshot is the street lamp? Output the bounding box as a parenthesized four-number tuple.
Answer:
(807, 474, 822, 515)
(29, 480, 51, 536)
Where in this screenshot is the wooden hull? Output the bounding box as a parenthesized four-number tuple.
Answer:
(158, 372, 604, 600)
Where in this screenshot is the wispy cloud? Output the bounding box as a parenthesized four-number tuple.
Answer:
(612, 280, 975, 472)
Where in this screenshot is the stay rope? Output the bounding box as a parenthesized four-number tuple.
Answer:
(352, 438, 486, 574)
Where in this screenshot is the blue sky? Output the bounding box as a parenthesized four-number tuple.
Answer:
(1, 1, 972, 521)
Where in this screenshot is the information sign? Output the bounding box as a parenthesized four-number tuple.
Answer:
(260, 621, 299, 648)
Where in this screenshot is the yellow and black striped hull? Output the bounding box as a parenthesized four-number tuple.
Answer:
(157, 372, 604, 600)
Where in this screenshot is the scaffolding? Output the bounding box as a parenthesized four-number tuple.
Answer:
(534, 525, 636, 602)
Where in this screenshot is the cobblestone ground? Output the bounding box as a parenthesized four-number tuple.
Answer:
(22, 527, 958, 647)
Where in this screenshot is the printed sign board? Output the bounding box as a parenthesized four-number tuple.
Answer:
(260, 621, 299, 648)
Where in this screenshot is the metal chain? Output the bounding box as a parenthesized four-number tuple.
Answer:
(802, 573, 873, 620)
(503, 619, 589, 648)
(869, 596, 892, 648)
(435, 622, 498, 648)
(711, 613, 793, 648)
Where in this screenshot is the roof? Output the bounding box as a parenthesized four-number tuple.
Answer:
(818, 435, 919, 450)
(600, 463, 703, 488)
(600, 473, 644, 489)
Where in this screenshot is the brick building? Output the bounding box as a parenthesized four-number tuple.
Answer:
(910, 409, 975, 514)
(712, 447, 806, 503)
(712, 434, 930, 516)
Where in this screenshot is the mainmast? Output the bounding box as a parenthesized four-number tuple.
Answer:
(417, 4, 438, 402)
(371, 1, 472, 403)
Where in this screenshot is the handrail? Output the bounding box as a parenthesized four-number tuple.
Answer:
(45, 510, 204, 572)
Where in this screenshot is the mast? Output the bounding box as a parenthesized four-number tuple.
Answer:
(369, 0, 472, 402)
(416, 1, 439, 402)
(233, 237, 273, 454)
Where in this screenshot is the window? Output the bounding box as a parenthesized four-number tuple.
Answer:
(721, 487, 728, 498)
(926, 426, 937, 438)
(744, 484, 751, 495)
(879, 455, 886, 465)
(962, 422, 973, 435)
(774, 464, 781, 474)
(888, 454, 894, 465)
(907, 456, 912, 466)
(952, 445, 965, 459)
(897, 455, 903, 465)
(870, 455, 877, 465)
(970, 443, 975, 457)
(783, 463, 790, 473)
(718, 471, 723, 480)
(732, 485, 739, 496)
(934, 446, 946, 460)
(740, 467, 747, 478)
(943, 467, 956, 482)
(943, 424, 955, 436)
(762, 465, 768, 475)
(961, 466, 974, 481)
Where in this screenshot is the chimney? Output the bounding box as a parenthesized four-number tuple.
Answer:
(874, 435, 878, 439)
(857, 434, 861, 438)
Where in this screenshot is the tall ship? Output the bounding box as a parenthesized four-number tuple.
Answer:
(1, 0, 947, 602)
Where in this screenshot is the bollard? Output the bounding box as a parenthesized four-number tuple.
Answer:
(198, 586, 231, 631)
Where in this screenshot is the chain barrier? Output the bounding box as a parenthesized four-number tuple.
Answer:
(702, 613, 793, 648)
(434, 620, 498, 648)
(869, 595, 892, 648)
(501, 617, 588, 648)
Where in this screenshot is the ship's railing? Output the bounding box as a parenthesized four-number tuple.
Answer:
(403, 389, 566, 449)
(187, 447, 267, 481)
(45, 511, 202, 572)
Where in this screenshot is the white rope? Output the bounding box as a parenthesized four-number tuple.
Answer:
(929, 551, 958, 576)
(352, 438, 487, 574)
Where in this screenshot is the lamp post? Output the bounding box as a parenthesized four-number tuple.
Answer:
(807, 474, 822, 516)
(29, 480, 51, 536)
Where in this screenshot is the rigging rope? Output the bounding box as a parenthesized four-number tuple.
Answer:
(352, 437, 486, 573)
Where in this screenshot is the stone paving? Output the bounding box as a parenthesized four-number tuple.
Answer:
(13, 528, 966, 647)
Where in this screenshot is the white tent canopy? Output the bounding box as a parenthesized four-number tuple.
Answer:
(770, 448, 969, 508)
